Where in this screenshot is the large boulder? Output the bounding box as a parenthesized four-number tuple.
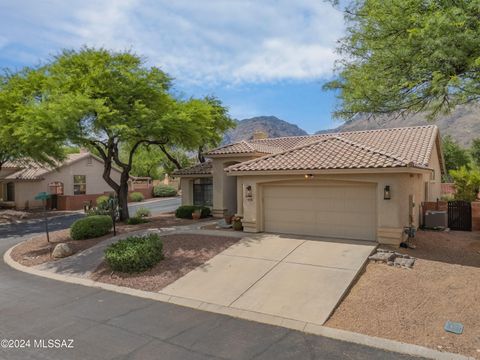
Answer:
(52, 243, 74, 258)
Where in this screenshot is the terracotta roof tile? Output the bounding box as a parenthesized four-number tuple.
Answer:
(2, 153, 93, 181)
(173, 161, 213, 176)
(226, 136, 417, 172)
(209, 125, 439, 172)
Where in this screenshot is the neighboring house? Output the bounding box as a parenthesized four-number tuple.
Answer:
(0, 150, 123, 210)
(174, 125, 445, 245)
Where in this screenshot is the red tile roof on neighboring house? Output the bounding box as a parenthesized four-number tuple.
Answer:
(1, 153, 93, 181)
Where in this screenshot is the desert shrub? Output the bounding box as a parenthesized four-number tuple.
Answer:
(86, 208, 110, 217)
(153, 185, 177, 197)
(175, 205, 211, 219)
(126, 217, 149, 225)
(70, 215, 113, 240)
(96, 195, 109, 208)
(450, 167, 480, 202)
(129, 192, 144, 202)
(105, 233, 163, 273)
(440, 193, 455, 202)
(135, 207, 151, 218)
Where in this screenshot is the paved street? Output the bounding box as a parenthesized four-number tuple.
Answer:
(128, 197, 181, 216)
(0, 197, 181, 242)
(0, 200, 419, 360)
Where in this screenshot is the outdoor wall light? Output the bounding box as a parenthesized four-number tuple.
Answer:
(384, 185, 391, 200)
(245, 185, 253, 200)
(304, 174, 314, 179)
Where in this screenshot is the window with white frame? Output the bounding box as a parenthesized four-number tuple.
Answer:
(73, 175, 86, 195)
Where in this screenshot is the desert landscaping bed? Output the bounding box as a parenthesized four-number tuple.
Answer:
(326, 230, 480, 358)
(10, 213, 201, 267)
(90, 233, 240, 292)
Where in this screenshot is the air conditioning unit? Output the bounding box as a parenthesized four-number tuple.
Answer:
(424, 210, 448, 228)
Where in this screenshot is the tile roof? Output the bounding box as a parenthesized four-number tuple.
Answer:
(2, 152, 93, 180)
(173, 161, 213, 176)
(224, 125, 440, 173)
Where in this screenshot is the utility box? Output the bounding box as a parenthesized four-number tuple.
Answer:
(424, 210, 448, 228)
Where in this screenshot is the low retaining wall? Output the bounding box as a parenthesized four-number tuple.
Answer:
(57, 187, 153, 211)
(421, 201, 447, 218)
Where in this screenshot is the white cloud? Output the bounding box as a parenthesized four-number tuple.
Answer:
(0, 0, 344, 84)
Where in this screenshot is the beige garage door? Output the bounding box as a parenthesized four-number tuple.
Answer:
(263, 184, 376, 241)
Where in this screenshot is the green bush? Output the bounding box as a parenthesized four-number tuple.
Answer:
(450, 166, 480, 201)
(153, 185, 177, 197)
(175, 205, 211, 219)
(96, 195, 109, 208)
(105, 233, 163, 273)
(129, 192, 144, 202)
(126, 217, 149, 225)
(86, 208, 110, 217)
(70, 215, 113, 240)
(135, 207, 151, 218)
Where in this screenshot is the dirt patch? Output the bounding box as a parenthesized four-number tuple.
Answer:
(90, 233, 240, 292)
(326, 230, 480, 358)
(10, 213, 202, 267)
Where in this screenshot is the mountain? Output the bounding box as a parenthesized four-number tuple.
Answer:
(316, 104, 480, 147)
(223, 116, 308, 144)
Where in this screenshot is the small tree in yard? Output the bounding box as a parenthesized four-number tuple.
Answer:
(450, 167, 480, 202)
(23, 48, 231, 220)
(442, 135, 471, 173)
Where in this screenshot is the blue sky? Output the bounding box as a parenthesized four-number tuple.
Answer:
(0, 0, 345, 134)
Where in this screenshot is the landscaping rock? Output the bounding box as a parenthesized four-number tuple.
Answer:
(369, 249, 416, 268)
(52, 243, 74, 258)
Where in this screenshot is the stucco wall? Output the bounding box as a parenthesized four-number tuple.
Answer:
(236, 172, 427, 244)
(211, 156, 258, 217)
(426, 142, 443, 201)
(12, 156, 121, 209)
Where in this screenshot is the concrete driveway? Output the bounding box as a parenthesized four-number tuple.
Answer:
(161, 234, 376, 326)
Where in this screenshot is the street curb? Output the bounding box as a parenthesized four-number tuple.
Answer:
(3, 243, 473, 360)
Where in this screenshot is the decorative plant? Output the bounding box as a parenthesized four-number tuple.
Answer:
(232, 216, 243, 231)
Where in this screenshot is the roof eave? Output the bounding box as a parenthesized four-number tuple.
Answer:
(226, 166, 433, 177)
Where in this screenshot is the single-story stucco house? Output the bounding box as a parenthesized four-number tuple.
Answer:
(0, 150, 151, 210)
(174, 125, 445, 245)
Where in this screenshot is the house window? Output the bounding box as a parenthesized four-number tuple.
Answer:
(87, 156, 93, 166)
(73, 175, 86, 195)
(193, 178, 212, 206)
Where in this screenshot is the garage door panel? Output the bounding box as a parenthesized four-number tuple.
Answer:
(263, 184, 376, 241)
(265, 209, 315, 223)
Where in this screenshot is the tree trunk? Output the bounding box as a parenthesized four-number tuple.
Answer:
(117, 172, 130, 221)
(198, 146, 205, 163)
(159, 145, 182, 170)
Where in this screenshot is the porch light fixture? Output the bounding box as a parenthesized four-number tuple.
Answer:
(304, 174, 314, 179)
(245, 185, 253, 200)
(384, 185, 391, 200)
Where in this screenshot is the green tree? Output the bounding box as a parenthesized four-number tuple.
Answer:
(22, 48, 230, 220)
(0, 70, 66, 170)
(121, 145, 163, 179)
(450, 166, 480, 202)
(442, 135, 470, 172)
(325, 0, 480, 120)
(470, 138, 480, 168)
(157, 96, 234, 164)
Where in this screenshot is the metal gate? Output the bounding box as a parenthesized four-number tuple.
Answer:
(448, 201, 472, 231)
